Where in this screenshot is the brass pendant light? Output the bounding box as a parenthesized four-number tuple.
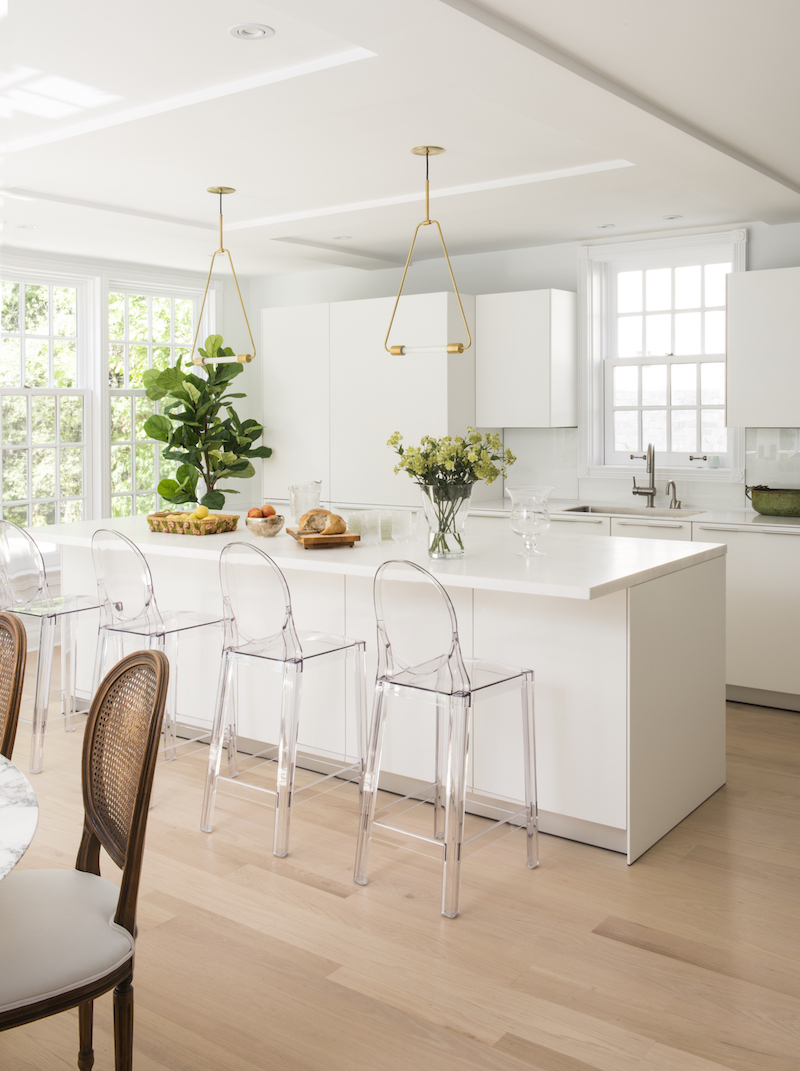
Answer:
(384, 146, 472, 356)
(190, 186, 256, 367)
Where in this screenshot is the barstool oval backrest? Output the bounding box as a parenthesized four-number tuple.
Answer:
(91, 529, 164, 632)
(0, 519, 51, 610)
(373, 560, 470, 694)
(218, 543, 301, 660)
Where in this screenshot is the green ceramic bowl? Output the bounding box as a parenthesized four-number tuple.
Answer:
(746, 486, 800, 517)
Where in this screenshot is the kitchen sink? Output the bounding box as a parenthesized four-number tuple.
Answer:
(564, 505, 703, 518)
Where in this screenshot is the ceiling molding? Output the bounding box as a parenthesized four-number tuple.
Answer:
(272, 236, 404, 270)
(228, 159, 634, 231)
(0, 47, 376, 154)
(0, 187, 215, 229)
(439, 0, 800, 197)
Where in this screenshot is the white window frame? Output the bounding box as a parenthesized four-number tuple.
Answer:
(2, 251, 217, 520)
(578, 229, 747, 484)
(1, 257, 100, 522)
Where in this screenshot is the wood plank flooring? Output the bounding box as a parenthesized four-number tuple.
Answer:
(2, 667, 799, 1070)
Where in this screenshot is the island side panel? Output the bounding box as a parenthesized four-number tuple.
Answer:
(472, 587, 629, 843)
(627, 554, 726, 863)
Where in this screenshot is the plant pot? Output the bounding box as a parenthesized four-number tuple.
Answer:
(420, 484, 473, 559)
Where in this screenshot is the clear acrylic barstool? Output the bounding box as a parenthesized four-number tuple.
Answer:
(353, 559, 539, 918)
(200, 542, 367, 858)
(0, 519, 98, 774)
(91, 529, 223, 761)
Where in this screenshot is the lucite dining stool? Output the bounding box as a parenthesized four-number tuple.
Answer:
(91, 529, 223, 761)
(201, 542, 367, 858)
(0, 519, 98, 774)
(353, 559, 539, 919)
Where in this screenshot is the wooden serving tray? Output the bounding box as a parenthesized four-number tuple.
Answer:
(286, 526, 360, 549)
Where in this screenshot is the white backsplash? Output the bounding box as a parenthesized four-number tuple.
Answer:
(502, 428, 579, 498)
(501, 427, 748, 508)
(745, 428, 800, 488)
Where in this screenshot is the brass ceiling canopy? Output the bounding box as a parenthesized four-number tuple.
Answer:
(190, 187, 256, 366)
(384, 146, 472, 356)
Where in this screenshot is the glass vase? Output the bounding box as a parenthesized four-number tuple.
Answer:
(420, 484, 473, 559)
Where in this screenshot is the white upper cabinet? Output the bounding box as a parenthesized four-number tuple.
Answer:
(727, 267, 800, 428)
(475, 289, 577, 428)
(329, 292, 475, 507)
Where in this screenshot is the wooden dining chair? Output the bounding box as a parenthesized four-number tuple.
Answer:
(0, 649, 169, 1071)
(0, 611, 26, 760)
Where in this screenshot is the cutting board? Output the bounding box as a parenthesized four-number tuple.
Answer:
(286, 527, 360, 549)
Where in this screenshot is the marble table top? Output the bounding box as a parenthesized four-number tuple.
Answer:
(0, 756, 38, 880)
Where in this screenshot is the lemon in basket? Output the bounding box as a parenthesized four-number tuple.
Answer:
(193, 506, 209, 520)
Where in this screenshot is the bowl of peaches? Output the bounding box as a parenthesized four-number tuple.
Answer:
(245, 504, 285, 537)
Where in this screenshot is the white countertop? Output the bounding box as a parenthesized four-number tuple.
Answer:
(35, 514, 725, 601)
(472, 497, 800, 531)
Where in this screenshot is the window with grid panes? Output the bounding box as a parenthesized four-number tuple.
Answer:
(606, 260, 732, 466)
(108, 290, 195, 517)
(0, 279, 90, 526)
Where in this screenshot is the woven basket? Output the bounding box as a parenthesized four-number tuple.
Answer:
(146, 510, 240, 536)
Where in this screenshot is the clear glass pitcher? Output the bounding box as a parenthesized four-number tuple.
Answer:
(288, 480, 322, 523)
(506, 486, 553, 556)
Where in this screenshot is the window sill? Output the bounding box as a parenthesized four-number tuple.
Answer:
(582, 465, 744, 483)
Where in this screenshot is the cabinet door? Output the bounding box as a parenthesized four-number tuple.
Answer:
(611, 518, 692, 541)
(727, 267, 800, 428)
(475, 289, 576, 428)
(693, 525, 800, 693)
(549, 515, 611, 536)
(261, 304, 330, 503)
(329, 293, 475, 507)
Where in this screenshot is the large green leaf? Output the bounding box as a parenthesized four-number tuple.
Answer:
(156, 365, 186, 392)
(157, 479, 179, 498)
(143, 414, 171, 442)
(202, 334, 223, 358)
(200, 490, 225, 510)
(215, 460, 255, 480)
(175, 464, 198, 490)
(245, 446, 273, 458)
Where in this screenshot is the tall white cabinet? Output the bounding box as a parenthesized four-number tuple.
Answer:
(475, 289, 577, 428)
(262, 292, 475, 508)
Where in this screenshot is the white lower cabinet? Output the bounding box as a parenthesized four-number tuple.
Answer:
(692, 524, 800, 697)
(549, 515, 611, 536)
(610, 518, 692, 541)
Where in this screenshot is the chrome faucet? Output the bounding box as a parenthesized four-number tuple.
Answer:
(630, 443, 656, 508)
(665, 481, 681, 509)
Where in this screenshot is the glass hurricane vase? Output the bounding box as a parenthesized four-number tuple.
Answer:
(506, 485, 553, 556)
(420, 484, 473, 559)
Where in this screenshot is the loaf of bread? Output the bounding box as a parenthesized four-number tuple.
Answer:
(297, 508, 347, 536)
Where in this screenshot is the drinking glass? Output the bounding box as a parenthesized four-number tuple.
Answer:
(391, 510, 414, 543)
(506, 486, 553, 557)
(288, 480, 322, 523)
(359, 510, 381, 546)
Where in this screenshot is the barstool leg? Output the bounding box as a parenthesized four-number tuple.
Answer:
(521, 672, 539, 869)
(442, 695, 470, 919)
(353, 642, 368, 780)
(354, 680, 389, 886)
(154, 633, 179, 761)
(433, 694, 448, 840)
(29, 613, 56, 774)
(61, 612, 77, 732)
(92, 627, 107, 698)
(273, 660, 303, 858)
(201, 650, 234, 833)
(225, 656, 239, 775)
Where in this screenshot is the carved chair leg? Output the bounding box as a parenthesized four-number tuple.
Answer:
(78, 1000, 94, 1071)
(113, 980, 134, 1071)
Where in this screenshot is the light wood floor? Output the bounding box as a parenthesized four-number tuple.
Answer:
(2, 668, 799, 1071)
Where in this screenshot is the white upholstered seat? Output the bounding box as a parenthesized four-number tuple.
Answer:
(0, 870, 135, 1013)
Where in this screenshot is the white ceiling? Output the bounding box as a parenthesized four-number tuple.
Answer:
(2, 0, 799, 275)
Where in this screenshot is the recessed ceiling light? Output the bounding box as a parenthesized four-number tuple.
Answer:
(597, 223, 615, 229)
(15, 223, 37, 229)
(663, 214, 683, 220)
(332, 235, 352, 240)
(229, 24, 275, 40)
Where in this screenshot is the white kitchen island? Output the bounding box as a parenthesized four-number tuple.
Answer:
(36, 515, 727, 863)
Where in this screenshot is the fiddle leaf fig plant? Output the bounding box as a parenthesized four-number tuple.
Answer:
(142, 334, 271, 511)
